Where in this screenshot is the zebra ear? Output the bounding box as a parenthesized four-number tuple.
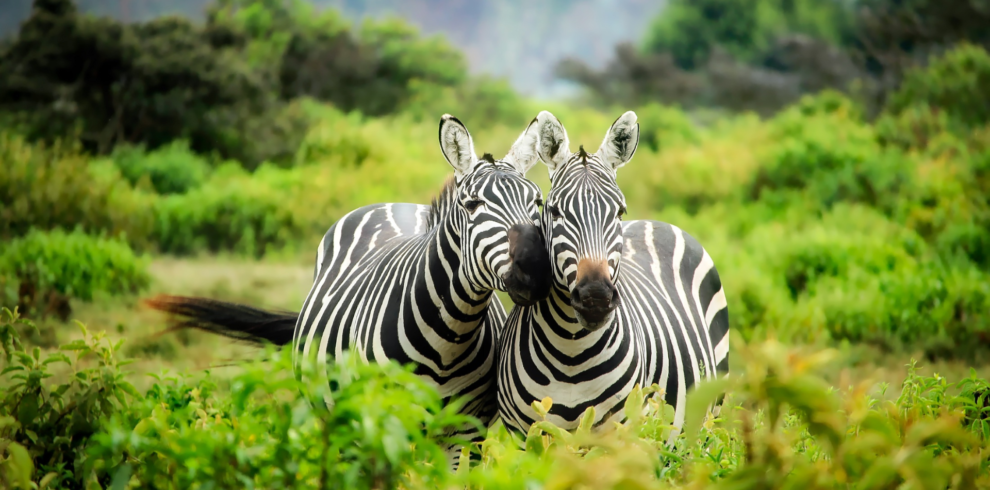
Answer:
(597, 111, 640, 171)
(439, 114, 478, 178)
(502, 116, 540, 175)
(535, 111, 570, 174)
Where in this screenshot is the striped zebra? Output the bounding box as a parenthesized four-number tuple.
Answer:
(497, 111, 730, 437)
(147, 114, 552, 463)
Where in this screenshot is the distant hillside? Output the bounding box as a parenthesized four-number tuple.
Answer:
(0, 0, 663, 98)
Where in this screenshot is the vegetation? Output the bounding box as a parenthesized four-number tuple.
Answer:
(2, 41, 989, 358)
(0, 230, 150, 321)
(558, 0, 990, 115)
(3, 308, 990, 489)
(1, 0, 988, 487)
(0, 0, 526, 165)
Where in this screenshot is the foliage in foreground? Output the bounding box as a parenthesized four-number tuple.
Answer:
(2, 307, 990, 489)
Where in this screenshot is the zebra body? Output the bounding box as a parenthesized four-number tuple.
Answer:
(497, 111, 730, 435)
(293, 115, 549, 447)
(145, 115, 551, 467)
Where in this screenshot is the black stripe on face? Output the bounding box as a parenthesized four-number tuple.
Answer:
(543, 155, 626, 290)
(459, 161, 544, 291)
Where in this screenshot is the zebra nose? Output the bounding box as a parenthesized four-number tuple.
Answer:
(571, 279, 620, 322)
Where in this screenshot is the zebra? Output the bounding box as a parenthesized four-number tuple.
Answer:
(496, 110, 730, 438)
(146, 114, 552, 463)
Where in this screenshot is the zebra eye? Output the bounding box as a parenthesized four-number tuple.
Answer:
(463, 199, 485, 213)
(547, 204, 562, 219)
(534, 198, 544, 209)
(617, 205, 627, 220)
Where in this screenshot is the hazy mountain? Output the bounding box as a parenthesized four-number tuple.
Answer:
(0, 0, 664, 98)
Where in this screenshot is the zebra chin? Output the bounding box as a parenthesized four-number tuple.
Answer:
(502, 266, 551, 306)
(573, 307, 617, 332)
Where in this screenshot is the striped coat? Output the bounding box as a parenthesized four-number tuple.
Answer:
(497, 111, 730, 435)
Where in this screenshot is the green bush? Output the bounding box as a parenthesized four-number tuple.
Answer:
(152, 164, 308, 257)
(750, 110, 907, 212)
(0, 133, 155, 244)
(402, 76, 530, 131)
(111, 141, 211, 195)
(0, 309, 139, 489)
(4, 309, 990, 489)
(635, 102, 701, 153)
(885, 43, 990, 135)
(643, 0, 854, 69)
(0, 308, 473, 489)
(294, 107, 376, 167)
(0, 229, 150, 305)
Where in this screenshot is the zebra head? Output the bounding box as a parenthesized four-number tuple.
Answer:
(439, 114, 552, 306)
(534, 110, 640, 331)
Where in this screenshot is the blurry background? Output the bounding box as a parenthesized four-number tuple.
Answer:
(0, 0, 664, 98)
(0, 0, 989, 384)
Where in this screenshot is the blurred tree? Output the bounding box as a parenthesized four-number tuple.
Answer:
(558, 0, 863, 114)
(211, 0, 468, 116)
(0, 0, 266, 159)
(852, 0, 990, 108)
(556, 43, 704, 108)
(559, 0, 990, 117)
(643, 0, 856, 70)
(0, 0, 475, 163)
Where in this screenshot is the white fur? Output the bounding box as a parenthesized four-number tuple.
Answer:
(535, 111, 571, 175)
(503, 117, 541, 175)
(597, 111, 640, 170)
(439, 114, 478, 179)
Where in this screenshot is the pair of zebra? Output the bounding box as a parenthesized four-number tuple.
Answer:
(148, 110, 729, 463)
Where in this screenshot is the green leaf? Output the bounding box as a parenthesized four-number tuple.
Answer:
(1, 366, 25, 376)
(5, 441, 34, 488)
(577, 406, 596, 436)
(624, 384, 645, 424)
(684, 377, 732, 450)
(39, 471, 58, 489)
(110, 464, 133, 490)
(17, 392, 40, 427)
(42, 353, 71, 366)
(60, 340, 88, 351)
(533, 421, 574, 445)
(525, 425, 545, 456)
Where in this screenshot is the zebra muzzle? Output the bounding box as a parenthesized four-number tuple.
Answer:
(571, 259, 620, 329)
(504, 224, 552, 306)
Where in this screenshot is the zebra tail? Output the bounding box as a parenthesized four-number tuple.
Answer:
(143, 294, 297, 347)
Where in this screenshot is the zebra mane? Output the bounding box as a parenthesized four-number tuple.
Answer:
(427, 176, 458, 230)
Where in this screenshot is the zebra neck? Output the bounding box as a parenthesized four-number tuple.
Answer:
(417, 212, 493, 340)
(536, 285, 618, 344)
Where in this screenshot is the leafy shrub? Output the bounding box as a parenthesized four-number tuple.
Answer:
(0, 308, 140, 489)
(92, 351, 471, 489)
(403, 76, 530, 131)
(0, 307, 473, 489)
(294, 107, 376, 167)
(153, 164, 308, 257)
(750, 110, 907, 212)
(636, 102, 700, 152)
(885, 43, 990, 135)
(0, 133, 155, 244)
(792, 89, 865, 120)
(111, 141, 211, 195)
(0, 229, 150, 303)
(4, 306, 990, 488)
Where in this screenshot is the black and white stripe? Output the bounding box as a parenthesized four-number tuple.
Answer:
(497, 111, 730, 436)
(293, 115, 548, 459)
